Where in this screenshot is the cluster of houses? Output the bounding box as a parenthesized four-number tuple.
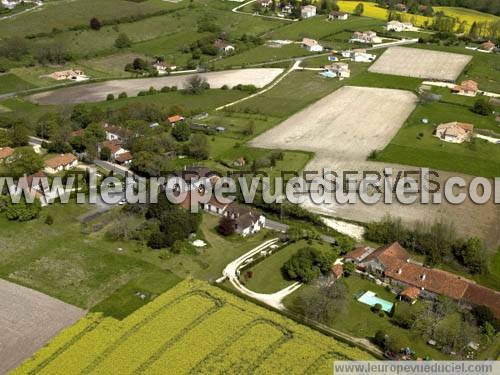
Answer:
(435, 122, 474, 144)
(350, 31, 382, 44)
(341, 48, 376, 62)
(175, 167, 266, 237)
(344, 242, 500, 318)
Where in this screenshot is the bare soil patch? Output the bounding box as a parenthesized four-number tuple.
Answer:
(28, 68, 284, 105)
(0, 279, 84, 374)
(251, 86, 499, 246)
(368, 46, 472, 81)
(250, 86, 417, 160)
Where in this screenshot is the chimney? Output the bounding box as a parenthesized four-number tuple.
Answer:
(397, 268, 402, 274)
(421, 274, 426, 280)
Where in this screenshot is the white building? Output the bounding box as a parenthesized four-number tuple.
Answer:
(329, 11, 348, 20)
(386, 20, 417, 32)
(302, 37, 323, 52)
(301, 5, 316, 19)
(350, 31, 382, 44)
(44, 153, 78, 174)
(201, 197, 266, 237)
(341, 49, 376, 62)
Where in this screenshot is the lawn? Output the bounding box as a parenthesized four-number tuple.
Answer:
(0, 202, 179, 310)
(0, 74, 36, 95)
(376, 101, 500, 178)
(244, 239, 333, 294)
(213, 44, 314, 69)
(0, 0, 181, 36)
(266, 14, 385, 41)
(161, 213, 275, 280)
(284, 273, 450, 360)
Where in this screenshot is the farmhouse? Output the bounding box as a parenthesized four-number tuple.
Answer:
(452, 80, 479, 96)
(48, 70, 88, 82)
(201, 197, 266, 237)
(0, 147, 14, 162)
(329, 11, 348, 20)
(435, 121, 474, 143)
(302, 38, 323, 52)
(301, 5, 316, 18)
(44, 153, 78, 174)
(345, 242, 500, 318)
(153, 60, 177, 74)
(324, 62, 351, 78)
(479, 40, 496, 52)
(350, 31, 382, 44)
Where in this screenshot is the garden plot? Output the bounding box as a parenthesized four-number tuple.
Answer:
(28, 68, 284, 105)
(0, 279, 84, 374)
(368, 47, 472, 81)
(250, 86, 417, 160)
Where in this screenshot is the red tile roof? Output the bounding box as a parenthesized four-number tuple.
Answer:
(364, 242, 500, 318)
(115, 151, 133, 163)
(0, 147, 14, 160)
(45, 153, 77, 169)
(344, 246, 375, 262)
(400, 286, 420, 300)
(168, 115, 184, 124)
(102, 140, 122, 155)
(331, 264, 343, 279)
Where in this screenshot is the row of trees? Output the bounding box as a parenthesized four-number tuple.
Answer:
(365, 215, 490, 273)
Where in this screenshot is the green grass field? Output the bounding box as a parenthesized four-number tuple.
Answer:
(0, 0, 180, 36)
(244, 240, 333, 294)
(376, 101, 500, 178)
(0, 74, 36, 94)
(267, 14, 384, 41)
(15, 280, 374, 375)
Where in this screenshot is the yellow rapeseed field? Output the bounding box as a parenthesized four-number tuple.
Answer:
(337, 1, 499, 30)
(14, 280, 375, 375)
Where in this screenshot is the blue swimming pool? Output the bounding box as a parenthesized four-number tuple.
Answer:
(357, 291, 394, 313)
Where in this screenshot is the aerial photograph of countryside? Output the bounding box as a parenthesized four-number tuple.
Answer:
(0, 0, 499, 374)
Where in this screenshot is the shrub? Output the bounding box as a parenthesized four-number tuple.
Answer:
(372, 303, 382, 313)
(471, 98, 493, 116)
(90, 17, 101, 30)
(118, 92, 128, 99)
(45, 215, 54, 225)
(106, 93, 115, 101)
(218, 216, 236, 236)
